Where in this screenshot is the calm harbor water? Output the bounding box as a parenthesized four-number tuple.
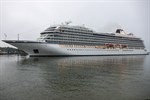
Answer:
(0, 55, 150, 100)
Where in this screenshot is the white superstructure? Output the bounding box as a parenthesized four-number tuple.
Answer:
(2, 23, 148, 56)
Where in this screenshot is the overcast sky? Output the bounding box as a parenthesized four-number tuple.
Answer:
(0, 0, 150, 51)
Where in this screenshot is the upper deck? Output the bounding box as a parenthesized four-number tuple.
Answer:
(37, 24, 144, 49)
(42, 24, 139, 39)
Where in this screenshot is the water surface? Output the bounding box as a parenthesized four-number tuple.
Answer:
(0, 55, 150, 100)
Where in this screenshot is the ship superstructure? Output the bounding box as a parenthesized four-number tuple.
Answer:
(3, 23, 148, 56)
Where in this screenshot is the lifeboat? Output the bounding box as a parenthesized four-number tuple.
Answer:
(121, 44, 128, 48)
(105, 44, 114, 48)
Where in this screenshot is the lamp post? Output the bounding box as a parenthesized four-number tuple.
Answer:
(17, 34, 20, 56)
(18, 34, 19, 40)
(4, 33, 7, 40)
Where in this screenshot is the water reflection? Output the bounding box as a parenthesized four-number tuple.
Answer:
(14, 56, 149, 100)
(19, 56, 146, 76)
(1, 55, 149, 100)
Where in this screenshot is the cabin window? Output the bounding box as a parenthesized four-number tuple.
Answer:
(33, 49, 39, 53)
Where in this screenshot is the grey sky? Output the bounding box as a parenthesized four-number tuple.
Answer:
(0, 0, 150, 51)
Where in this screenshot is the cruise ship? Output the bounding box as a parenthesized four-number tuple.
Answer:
(2, 23, 148, 56)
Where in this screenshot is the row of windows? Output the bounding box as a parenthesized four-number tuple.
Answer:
(66, 49, 120, 51)
(46, 39, 143, 45)
(67, 47, 144, 50)
(48, 39, 143, 45)
(44, 33, 141, 41)
(46, 36, 143, 44)
(47, 40, 144, 48)
(46, 40, 144, 48)
(45, 38, 144, 46)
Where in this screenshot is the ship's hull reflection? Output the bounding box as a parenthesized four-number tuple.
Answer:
(16, 55, 149, 100)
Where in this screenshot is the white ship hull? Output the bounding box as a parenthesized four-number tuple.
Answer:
(3, 40, 148, 57)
